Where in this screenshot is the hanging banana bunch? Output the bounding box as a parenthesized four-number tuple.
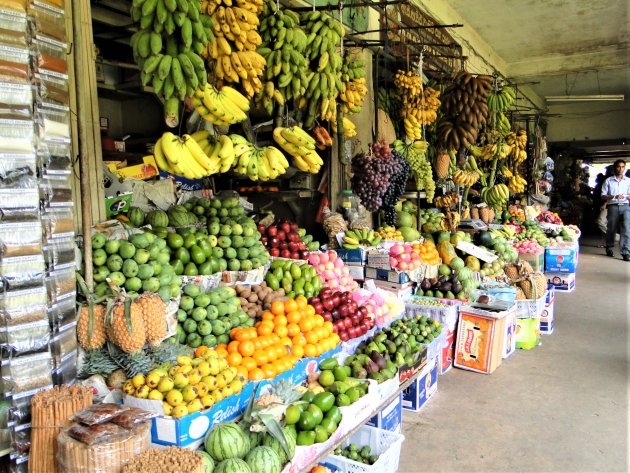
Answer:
(190, 83, 250, 125)
(340, 55, 367, 114)
(273, 126, 324, 173)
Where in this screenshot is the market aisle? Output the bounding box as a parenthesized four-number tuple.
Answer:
(398, 239, 629, 473)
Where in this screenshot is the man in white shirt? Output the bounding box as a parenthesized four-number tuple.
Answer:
(601, 159, 630, 260)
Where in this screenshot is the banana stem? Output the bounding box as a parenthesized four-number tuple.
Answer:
(488, 157, 499, 188)
(462, 186, 470, 206)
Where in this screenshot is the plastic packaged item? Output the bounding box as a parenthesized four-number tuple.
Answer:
(0, 189, 40, 222)
(0, 254, 46, 290)
(109, 408, 158, 430)
(0, 153, 36, 180)
(0, 82, 32, 107)
(0, 45, 29, 83)
(0, 1, 27, 13)
(33, 0, 64, 10)
(0, 118, 34, 153)
(30, 3, 65, 42)
(37, 106, 70, 139)
(52, 348, 77, 385)
(46, 268, 76, 307)
(0, 9, 28, 37)
(42, 207, 74, 239)
(0, 104, 31, 120)
(32, 35, 67, 76)
(0, 319, 51, 354)
(47, 295, 75, 330)
(35, 73, 69, 107)
(0, 286, 47, 326)
(44, 236, 76, 270)
(40, 172, 73, 208)
(52, 321, 76, 356)
(0, 222, 42, 259)
(71, 404, 129, 426)
(56, 422, 151, 473)
(1, 350, 53, 396)
(67, 423, 128, 446)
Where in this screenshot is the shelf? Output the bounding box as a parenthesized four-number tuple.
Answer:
(0, 447, 13, 458)
(290, 369, 422, 472)
(97, 82, 154, 100)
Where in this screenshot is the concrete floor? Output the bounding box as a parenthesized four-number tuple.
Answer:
(399, 239, 629, 472)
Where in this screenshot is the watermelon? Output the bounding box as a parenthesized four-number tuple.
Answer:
(247, 429, 263, 448)
(214, 458, 252, 473)
(245, 446, 281, 473)
(198, 451, 215, 473)
(205, 422, 250, 462)
(146, 209, 169, 228)
(261, 428, 295, 464)
(127, 207, 145, 227)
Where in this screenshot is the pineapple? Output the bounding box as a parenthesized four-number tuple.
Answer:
(78, 347, 119, 378)
(518, 272, 547, 299)
(106, 297, 146, 354)
(77, 303, 107, 350)
(515, 287, 526, 300)
(435, 150, 450, 179)
(138, 293, 167, 347)
(520, 260, 534, 275)
(504, 263, 520, 281)
(107, 343, 154, 378)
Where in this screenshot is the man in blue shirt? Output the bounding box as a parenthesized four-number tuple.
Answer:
(601, 159, 630, 260)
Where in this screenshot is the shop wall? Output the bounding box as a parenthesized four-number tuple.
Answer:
(546, 102, 630, 142)
(98, 97, 124, 139)
(97, 96, 164, 141)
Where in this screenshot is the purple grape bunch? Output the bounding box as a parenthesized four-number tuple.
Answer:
(351, 141, 400, 212)
(381, 151, 410, 225)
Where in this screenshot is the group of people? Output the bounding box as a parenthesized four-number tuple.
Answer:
(594, 159, 630, 261)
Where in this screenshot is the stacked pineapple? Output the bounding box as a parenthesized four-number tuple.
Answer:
(122, 349, 246, 418)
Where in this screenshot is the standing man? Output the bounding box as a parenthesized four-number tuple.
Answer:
(601, 159, 630, 260)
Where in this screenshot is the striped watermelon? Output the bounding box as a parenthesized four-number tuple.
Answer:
(205, 422, 251, 462)
(247, 429, 263, 448)
(198, 451, 215, 473)
(214, 458, 252, 473)
(261, 427, 295, 464)
(245, 446, 281, 473)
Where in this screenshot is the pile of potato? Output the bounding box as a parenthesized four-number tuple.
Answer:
(235, 282, 288, 318)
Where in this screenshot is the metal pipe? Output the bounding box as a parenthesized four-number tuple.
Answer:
(287, 0, 409, 11)
(358, 24, 464, 34)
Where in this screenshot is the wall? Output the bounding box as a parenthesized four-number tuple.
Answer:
(546, 102, 630, 141)
(97, 95, 163, 140)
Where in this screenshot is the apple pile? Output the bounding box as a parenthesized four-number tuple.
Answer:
(309, 288, 375, 341)
(258, 219, 320, 260)
(352, 290, 405, 327)
(513, 238, 544, 255)
(307, 250, 359, 292)
(389, 243, 423, 271)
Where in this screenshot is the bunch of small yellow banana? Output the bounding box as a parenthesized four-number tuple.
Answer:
(402, 87, 441, 125)
(464, 154, 487, 186)
(201, 0, 266, 96)
(272, 126, 324, 173)
(469, 142, 513, 161)
(509, 129, 528, 163)
(331, 116, 357, 138)
(394, 70, 422, 98)
(191, 83, 250, 125)
(340, 57, 367, 114)
(403, 115, 422, 141)
(507, 175, 527, 193)
(153, 131, 221, 180)
(452, 169, 480, 187)
(440, 211, 461, 232)
(434, 192, 459, 209)
(228, 134, 290, 181)
(189, 130, 238, 173)
(481, 183, 510, 207)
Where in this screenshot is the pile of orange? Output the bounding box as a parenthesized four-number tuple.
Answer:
(412, 241, 441, 265)
(217, 296, 340, 381)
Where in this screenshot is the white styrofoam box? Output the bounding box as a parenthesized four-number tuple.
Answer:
(515, 294, 546, 319)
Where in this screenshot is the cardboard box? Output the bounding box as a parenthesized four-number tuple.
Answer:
(516, 317, 540, 349)
(545, 246, 578, 273)
(402, 357, 438, 411)
(347, 264, 365, 281)
(515, 294, 546, 319)
(519, 252, 545, 272)
(503, 308, 517, 359)
(159, 170, 207, 191)
(365, 267, 410, 284)
(366, 393, 402, 433)
(334, 248, 367, 264)
(454, 304, 515, 374)
(108, 155, 158, 180)
(540, 289, 555, 335)
(105, 193, 133, 217)
(398, 346, 428, 384)
(365, 279, 414, 300)
(545, 273, 576, 292)
(439, 326, 456, 375)
(367, 250, 392, 270)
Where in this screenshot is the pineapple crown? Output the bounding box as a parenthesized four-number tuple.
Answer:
(78, 347, 120, 378)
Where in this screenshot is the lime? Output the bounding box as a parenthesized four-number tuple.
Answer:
(325, 406, 341, 425)
(296, 430, 316, 446)
(335, 393, 351, 407)
(314, 425, 329, 443)
(312, 392, 334, 413)
(318, 370, 335, 387)
(301, 391, 315, 403)
(284, 405, 301, 425)
(297, 411, 316, 431)
(319, 416, 337, 435)
(306, 404, 323, 426)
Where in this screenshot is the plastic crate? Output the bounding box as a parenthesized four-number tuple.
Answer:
(515, 294, 546, 319)
(325, 425, 405, 473)
(405, 300, 458, 329)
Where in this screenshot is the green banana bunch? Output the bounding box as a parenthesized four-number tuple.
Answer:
(255, 2, 309, 116)
(481, 183, 510, 208)
(130, 0, 212, 103)
(487, 86, 516, 113)
(342, 229, 381, 249)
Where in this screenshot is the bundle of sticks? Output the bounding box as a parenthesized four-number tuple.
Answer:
(29, 385, 93, 473)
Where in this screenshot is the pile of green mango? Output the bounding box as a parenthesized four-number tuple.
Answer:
(265, 259, 323, 299)
(316, 358, 369, 407)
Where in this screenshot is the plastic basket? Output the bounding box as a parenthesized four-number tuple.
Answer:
(404, 300, 458, 329)
(325, 425, 405, 473)
(515, 294, 545, 319)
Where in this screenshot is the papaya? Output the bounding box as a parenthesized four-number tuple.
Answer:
(437, 240, 457, 265)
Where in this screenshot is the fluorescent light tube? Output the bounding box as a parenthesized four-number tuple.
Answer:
(545, 94, 625, 102)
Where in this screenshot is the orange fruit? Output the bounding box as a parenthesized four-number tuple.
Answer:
(287, 323, 301, 337)
(269, 333, 280, 344)
(262, 363, 277, 378)
(257, 320, 274, 336)
(253, 350, 269, 366)
(194, 345, 210, 358)
(274, 325, 288, 338)
(226, 352, 242, 366)
(291, 344, 304, 358)
(261, 311, 275, 321)
(280, 336, 293, 347)
(274, 344, 288, 358)
(313, 315, 324, 328)
(304, 305, 316, 317)
(299, 317, 314, 333)
(241, 356, 257, 372)
(286, 310, 302, 324)
(292, 334, 306, 347)
(253, 338, 263, 350)
(323, 321, 334, 334)
(273, 314, 287, 327)
(284, 299, 298, 314)
(271, 300, 285, 316)
(305, 331, 319, 345)
(238, 340, 255, 357)
(227, 340, 240, 354)
(304, 343, 317, 358)
(215, 347, 228, 358)
(248, 368, 264, 381)
(229, 328, 240, 339)
(295, 295, 308, 308)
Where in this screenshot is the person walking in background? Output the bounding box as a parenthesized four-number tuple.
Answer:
(601, 159, 630, 260)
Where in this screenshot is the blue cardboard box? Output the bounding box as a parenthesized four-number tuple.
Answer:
(365, 267, 411, 284)
(546, 273, 576, 292)
(334, 248, 367, 264)
(366, 393, 402, 433)
(402, 357, 438, 412)
(545, 246, 578, 273)
(159, 171, 207, 191)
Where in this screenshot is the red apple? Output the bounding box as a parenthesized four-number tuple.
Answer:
(347, 326, 358, 339)
(279, 242, 288, 251)
(280, 222, 291, 234)
(298, 242, 307, 250)
(331, 308, 340, 320)
(300, 251, 310, 259)
(311, 302, 323, 314)
(269, 248, 280, 257)
(257, 224, 267, 234)
(339, 330, 349, 342)
(320, 288, 332, 299)
(332, 324, 339, 334)
(338, 304, 350, 318)
(322, 299, 335, 311)
(288, 242, 299, 252)
(280, 249, 291, 258)
(277, 230, 286, 241)
(270, 237, 279, 248)
(343, 318, 353, 329)
(358, 306, 368, 317)
(261, 236, 268, 245)
(331, 293, 341, 308)
(350, 314, 360, 326)
(267, 225, 277, 237)
(322, 312, 333, 322)
(309, 297, 320, 304)
(291, 252, 300, 259)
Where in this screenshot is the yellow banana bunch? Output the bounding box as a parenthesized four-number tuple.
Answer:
(478, 143, 497, 161)
(516, 129, 528, 149)
(394, 70, 422, 98)
(498, 143, 513, 159)
(452, 169, 480, 187)
(153, 131, 221, 180)
(500, 165, 513, 178)
(508, 175, 527, 193)
(434, 192, 459, 209)
(481, 183, 510, 207)
(331, 116, 357, 138)
(340, 78, 368, 114)
(228, 133, 290, 181)
(404, 115, 422, 141)
(505, 132, 517, 146)
(190, 130, 240, 174)
(272, 126, 323, 174)
(440, 211, 461, 232)
(401, 87, 441, 125)
(191, 84, 250, 125)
